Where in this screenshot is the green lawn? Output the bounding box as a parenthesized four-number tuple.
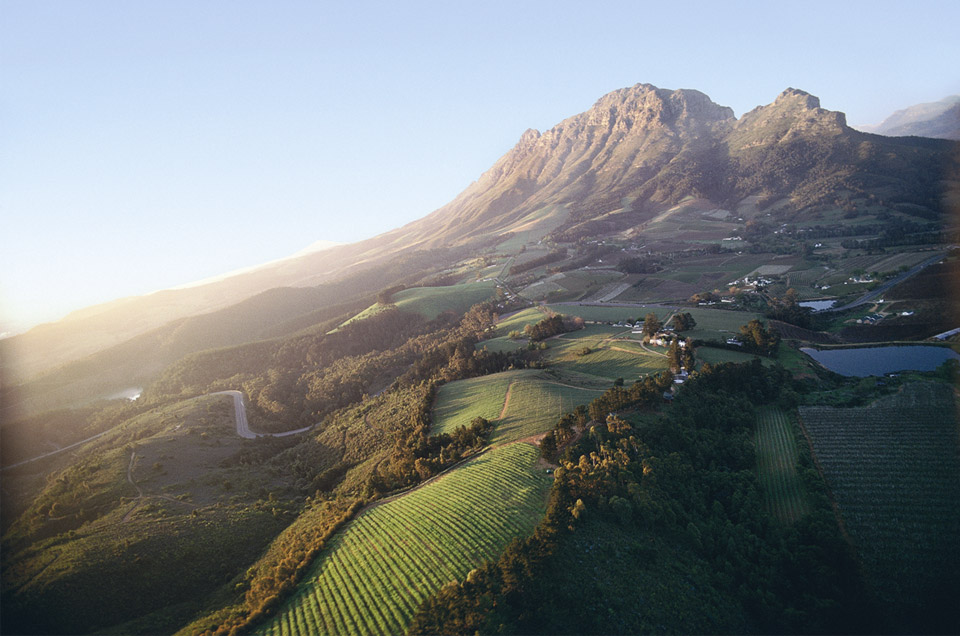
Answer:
(257, 443, 552, 636)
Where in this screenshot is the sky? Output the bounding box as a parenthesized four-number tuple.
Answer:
(2, 0, 959, 334)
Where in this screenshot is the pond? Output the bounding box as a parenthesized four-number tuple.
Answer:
(799, 300, 836, 311)
(800, 345, 960, 377)
(106, 386, 142, 401)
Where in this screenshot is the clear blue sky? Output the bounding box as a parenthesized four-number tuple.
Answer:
(2, 0, 958, 333)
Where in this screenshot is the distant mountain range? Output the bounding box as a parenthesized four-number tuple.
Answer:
(856, 95, 960, 140)
(3, 84, 957, 393)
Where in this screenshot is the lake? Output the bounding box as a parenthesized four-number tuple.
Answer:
(800, 345, 960, 377)
(799, 300, 836, 311)
(107, 387, 142, 401)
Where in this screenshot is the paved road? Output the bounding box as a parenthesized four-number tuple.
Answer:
(213, 390, 314, 439)
(1, 430, 110, 470)
(825, 252, 945, 313)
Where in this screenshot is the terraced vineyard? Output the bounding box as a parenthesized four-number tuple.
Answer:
(755, 407, 808, 523)
(799, 382, 960, 615)
(256, 443, 551, 636)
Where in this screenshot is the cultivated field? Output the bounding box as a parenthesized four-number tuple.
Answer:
(755, 407, 809, 523)
(430, 370, 522, 437)
(799, 383, 960, 614)
(257, 443, 552, 636)
(431, 368, 606, 445)
(492, 375, 606, 444)
(392, 281, 497, 320)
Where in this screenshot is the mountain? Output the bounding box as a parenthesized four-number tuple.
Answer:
(857, 95, 960, 140)
(4, 82, 959, 636)
(3, 84, 956, 393)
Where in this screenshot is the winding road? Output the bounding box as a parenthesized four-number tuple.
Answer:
(825, 252, 945, 313)
(212, 390, 315, 439)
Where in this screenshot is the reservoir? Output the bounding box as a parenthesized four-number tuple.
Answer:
(107, 387, 142, 401)
(799, 300, 836, 311)
(800, 345, 960, 377)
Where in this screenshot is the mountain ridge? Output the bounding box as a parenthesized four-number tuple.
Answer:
(3, 83, 956, 386)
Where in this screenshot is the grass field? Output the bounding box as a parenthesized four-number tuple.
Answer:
(431, 369, 607, 445)
(799, 382, 960, 614)
(755, 407, 809, 523)
(694, 346, 771, 367)
(545, 334, 669, 382)
(491, 307, 546, 337)
(678, 307, 763, 342)
(492, 375, 606, 444)
(392, 281, 498, 320)
(544, 304, 672, 324)
(257, 443, 552, 636)
(430, 370, 522, 437)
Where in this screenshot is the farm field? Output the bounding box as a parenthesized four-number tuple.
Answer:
(694, 346, 772, 367)
(799, 382, 960, 624)
(491, 307, 546, 337)
(678, 307, 763, 342)
(432, 368, 605, 445)
(755, 407, 809, 523)
(545, 335, 669, 382)
(256, 443, 552, 636)
(392, 280, 498, 320)
(492, 374, 608, 444)
(430, 370, 522, 437)
(545, 303, 673, 324)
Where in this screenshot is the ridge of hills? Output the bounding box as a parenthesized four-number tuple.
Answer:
(3, 84, 956, 388)
(857, 95, 960, 140)
(2, 81, 960, 636)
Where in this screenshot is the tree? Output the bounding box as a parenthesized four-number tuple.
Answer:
(667, 340, 682, 372)
(671, 312, 697, 331)
(642, 312, 662, 338)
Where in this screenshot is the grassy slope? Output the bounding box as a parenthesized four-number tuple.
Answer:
(393, 281, 498, 320)
(256, 443, 552, 636)
(1, 395, 291, 635)
(431, 369, 607, 445)
(755, 407, 809, 523)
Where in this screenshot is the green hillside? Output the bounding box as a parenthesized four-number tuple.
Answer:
(257, 443, 551, 636)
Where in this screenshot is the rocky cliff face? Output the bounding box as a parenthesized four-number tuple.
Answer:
(404, 84, 954, 248)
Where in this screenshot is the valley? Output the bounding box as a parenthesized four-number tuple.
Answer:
(2, 83, 959, 635)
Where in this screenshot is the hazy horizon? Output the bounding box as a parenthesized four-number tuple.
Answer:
(3, 0, 959, 334)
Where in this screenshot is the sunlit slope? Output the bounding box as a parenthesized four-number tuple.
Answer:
(431, 369, 607, 445)
(257, 442, 551, 636)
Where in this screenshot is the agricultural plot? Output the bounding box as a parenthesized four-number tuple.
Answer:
(392, 280, 497, 320)
(544, 304, 671, 324)
(799, 383, 960, 614)
(491, 307, 545, 337)
(755, 407, 809, 523)
(430, 370, 522, 436)
(694, 346, 770, 367)
(258, 443, 551, 636)
(679, 307, 763, 342)
(545, 339, 668, 382)
(492, 374, 607, 445)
